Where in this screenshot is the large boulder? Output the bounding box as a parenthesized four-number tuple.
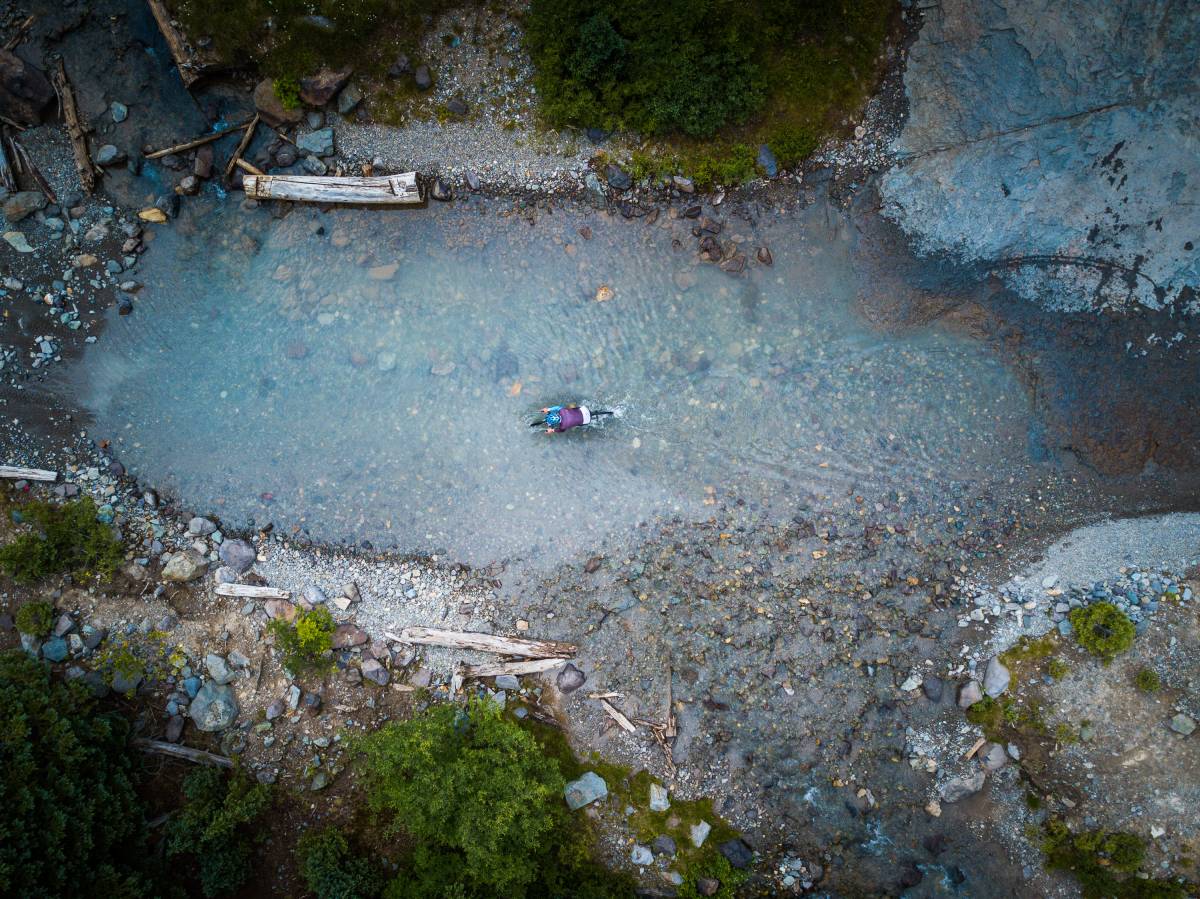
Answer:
(564, 771, 607, 810)
(0, 50, 53, 125)
(2, 191, 45, 223)
(218, 538, 256, 573)
(296, 127, 334, 157)
(162, 549, 207, 582)
(189, 682, 238, 731)
(300, 67, 352, 106)
(253, 78, 303, 126)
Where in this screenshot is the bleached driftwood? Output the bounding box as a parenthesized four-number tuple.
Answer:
(0, 465, 57, 481)
(242, 171, 421, 205)
(396, 627, 576, 659)
(145, 119, 252, 159)
(599, 699, 637, 733)
(223, 114, 258, 179)
(461, 658, 567, 679)
(134, 738, 233, 768)
(50, 58, 96, 194)
(214, 583, 290, 600)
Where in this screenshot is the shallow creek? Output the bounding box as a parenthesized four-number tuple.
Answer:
(61, 194, 1034, 566)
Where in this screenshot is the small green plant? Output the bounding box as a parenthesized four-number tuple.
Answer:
(1134, 667, 1161, 692)
(166, 767, 273, 898)
(14, 600, 53, 636)
(273, 75, 301, 109)
(356, 698, 634, 897)
(1041, 819, 1190, 898)
(1047, 659, 1070, 680)
(1070, 602, 1136, 664)
(1054, 722, 1078, 745)
(679, 852, 747, 899)
(296, 826, 383, 899)
(0, 497, 123, 584)
(268, 605, 336, 675)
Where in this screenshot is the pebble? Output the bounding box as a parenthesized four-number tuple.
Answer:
(690, 820, 712, 847)
(631, 845, 653, 866)
(556, 662, 586, 693)
(1168, 713, 1195, 736)
(983, 657, 1010, 698)
(649, 782, 670, 812)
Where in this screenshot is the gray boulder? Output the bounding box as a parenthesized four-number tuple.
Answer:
(252, 78, 303, 126)
(939, 769, 987, 803)
(957, 680, 984, 708)
(336, 84, 363, 115)
(188, 516, 217, 535)
(190, 682, 238, 731)
(605, 163, 631, 191)
(983, 657, 1011, 698)
(3, 190, 45, 221)
(162, 549, 207, 582)
(205, 653, 234, 685)
(361, 658, 390, 686)
(299, 67, 352, 107)
(556, 662, 586, 693)
(219, 538, 256, 573)
(297, 127, 335, 157)
(564, 771, 607, 810)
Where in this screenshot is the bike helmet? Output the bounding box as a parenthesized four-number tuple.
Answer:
(544, 409, 562, 429)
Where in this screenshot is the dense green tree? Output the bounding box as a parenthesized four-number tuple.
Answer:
(0, 651, 161, 898)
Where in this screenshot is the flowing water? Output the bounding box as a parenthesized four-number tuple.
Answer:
(62, 194, 1035, 566)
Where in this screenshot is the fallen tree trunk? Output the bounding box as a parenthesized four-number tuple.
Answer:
(144, 118, 252, 159)
(242, 171, 421, 205)
(396, 627, 576, 659)
(214, 583, 290, 600)
(134, 738, 233, 768)
(50, 58, 96, 195)
(0, 465, 57, 481)
(461, 658, 567, 679)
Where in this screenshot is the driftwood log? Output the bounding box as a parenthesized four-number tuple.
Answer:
(395, 627, 576, 659)
(234, 157, 265, 177)
(242, 172, 421, 205)
(599, 699, 637, 733)
(144, 0, 220, 87)
(214, 583, 290, 600)
(50, 58, 96, 194)
(0, 465, 57, 481)
(144, 119, 252, 160)
(460, 658, 567, 679)
(0, 128, 12, 193)
(134, 738, 233, 768)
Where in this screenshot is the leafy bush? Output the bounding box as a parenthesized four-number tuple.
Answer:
(14, 600, 53, 636)
(526, 0, 891, 143)
(297, 826, 384, 899)
(0, 650, 163, 898)
(0, 497, 123, 584)
(1041, 819, 1189, 898)
(268, 605, 336, 675)
(166, 767, 273, 898)
(356, 698, 634, 898)
(1134, 667, 1161, 692)
(1070, 602, 1136, 664)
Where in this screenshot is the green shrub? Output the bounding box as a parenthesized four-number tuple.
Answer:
(14, 600, 53, 636)
(0, 650, 164, 898)
(1041, 819, 1189, 898)
(526, 0, 891, 146)
(1047, 659, 1070, 681)
(297, 826, 384, 899)
(356, 698, 634, 898)
(678, 852, 747, 899)
(1134, 667, 1161, 692)
(166, 767, 273, 898)
(1070, 602, 1136, 664)
(1, 497, 123, 584)
(268, 605, 336, 675)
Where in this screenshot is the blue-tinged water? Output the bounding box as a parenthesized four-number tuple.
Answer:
(64, 195, 1032, 565)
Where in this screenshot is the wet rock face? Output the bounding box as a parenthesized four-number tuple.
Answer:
(882, 0, 1199, 312)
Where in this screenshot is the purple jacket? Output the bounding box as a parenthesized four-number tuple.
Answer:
(556, 407, 586, 432)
